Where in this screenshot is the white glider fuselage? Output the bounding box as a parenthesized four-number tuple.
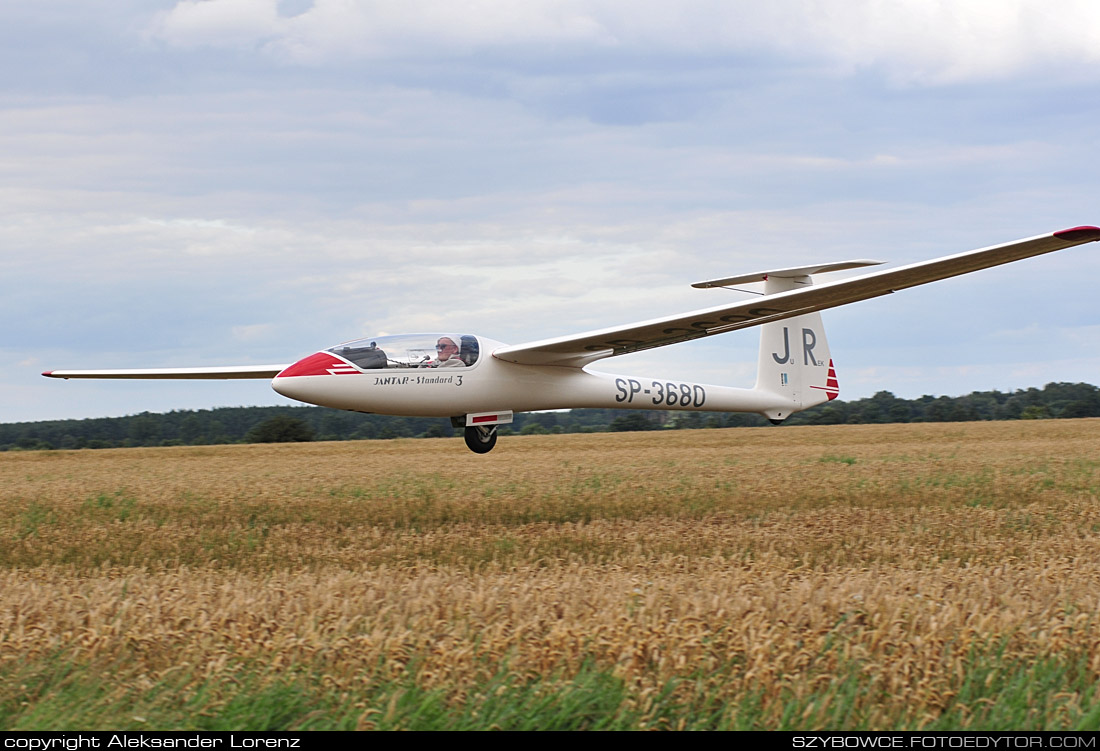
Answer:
(270, 341, 795, 419)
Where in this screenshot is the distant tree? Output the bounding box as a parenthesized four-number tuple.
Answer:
(675, 413, 704, 430)
(1060, 400, 1100, 419)
(245, 416, 315, 443)
(179, 414, 203, 444)
(725, 413, 768, 427)
(860, 402, 884, 424)
(809, 406, 844, 425)
(321, 412, 351, 437)
(422, 423, 448, 438)
(527, 413, 560, 430)
(609, 413, 658, 432)
(889, 404, 912, 423)
(16, 437, 54, 450)
(129, 414, 160, 444)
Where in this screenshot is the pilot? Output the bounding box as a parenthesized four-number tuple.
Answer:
(428, 336, 466, 368)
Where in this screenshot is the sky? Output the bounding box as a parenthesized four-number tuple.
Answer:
(3, 0, 1100, 423)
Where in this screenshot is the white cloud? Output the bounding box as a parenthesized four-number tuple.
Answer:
(149, 0, 1100, 84)
(152, 0, 283, 49)
(153, 0, 615, 58)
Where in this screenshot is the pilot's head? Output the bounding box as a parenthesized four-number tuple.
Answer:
(436, 337, 459, 360)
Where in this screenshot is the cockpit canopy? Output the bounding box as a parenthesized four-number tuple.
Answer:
(327, 334, 480, 370)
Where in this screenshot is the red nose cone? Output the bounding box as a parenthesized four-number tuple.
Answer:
(277, 352, 357, 378)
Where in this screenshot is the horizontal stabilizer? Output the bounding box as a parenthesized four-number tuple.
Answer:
(692, 260, 884, 289)
(43, 365, 289, 380)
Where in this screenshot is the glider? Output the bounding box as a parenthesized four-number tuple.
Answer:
(44, 226, 1100, 453)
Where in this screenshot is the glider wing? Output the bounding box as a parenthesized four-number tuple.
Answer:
(42, 365, 290, 380)
(493, 226, 1100, 367)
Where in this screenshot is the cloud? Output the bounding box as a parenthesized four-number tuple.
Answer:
(149, 0, 1100, 85)
(153, 0, 614, 58)
(151, 0, 283, 49)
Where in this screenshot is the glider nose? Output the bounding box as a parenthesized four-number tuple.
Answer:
(274, 351, 348, 379)
(271, 352, 349, 405)
(271, 375, 307, 404)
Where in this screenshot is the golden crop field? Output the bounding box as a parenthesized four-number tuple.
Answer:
(2, 419, 1100, 730)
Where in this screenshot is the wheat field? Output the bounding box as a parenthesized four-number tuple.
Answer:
(2, 420, 1100, 729)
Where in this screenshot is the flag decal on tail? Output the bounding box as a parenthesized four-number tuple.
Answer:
(810, 359, 840, 401)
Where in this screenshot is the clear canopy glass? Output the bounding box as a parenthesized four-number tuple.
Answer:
(327, 334, 480, 370)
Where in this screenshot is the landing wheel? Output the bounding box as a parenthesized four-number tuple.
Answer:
(464, 425, 498, 454)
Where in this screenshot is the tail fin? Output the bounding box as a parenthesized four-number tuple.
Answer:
(753, 273, 838, 422)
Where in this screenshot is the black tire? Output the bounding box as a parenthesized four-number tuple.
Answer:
(463, 425, 498, 454)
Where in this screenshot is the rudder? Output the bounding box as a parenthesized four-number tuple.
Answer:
(753, 274, 837, 421)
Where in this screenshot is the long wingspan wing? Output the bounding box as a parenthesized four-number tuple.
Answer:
(42, 365, 289, 380)
(493, 226, 1100, 367)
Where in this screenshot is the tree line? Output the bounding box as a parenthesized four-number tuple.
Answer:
(3, 382, 1098, 451)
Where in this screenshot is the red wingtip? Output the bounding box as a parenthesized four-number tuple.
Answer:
(1053, 226, 1100, 242)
